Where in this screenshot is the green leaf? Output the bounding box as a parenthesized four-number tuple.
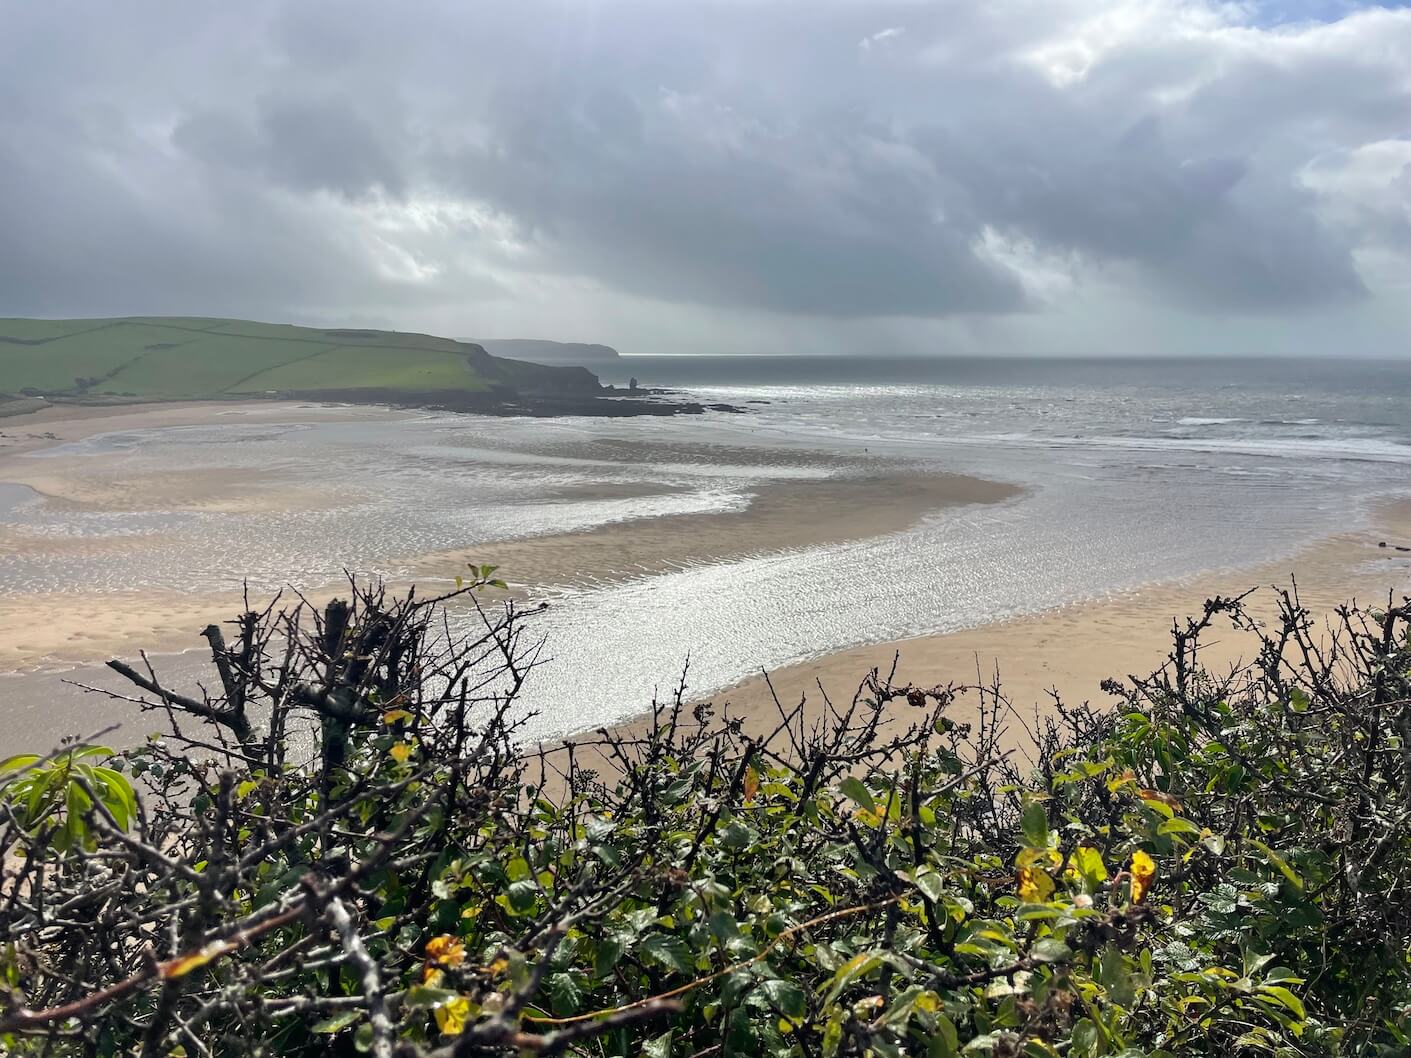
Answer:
(822, 952, 881, 1004)
(506, 880, 538, 912)
(594, 936, 625, 979)
(404, 985, 458, 1009)
(0, 754, 40, 774)
(758, 979, 807, 1019)
(932, 1014, 960, 1058)
(1022, 801, 1050, 848)
(1098, 945, 1135, 1006)
(74, 744, 115, 758)
(708, 909, 741, 942)
(1249, 839, 1304, 891)
(1157, 817, 1201, 837)
(838, 777, 876, 814)
(585, 815, 615, 841)
(823, 1011, 845, 1058)
(1031, 937, 1072, 963)
(913, 871, 945, 903)
(1140, 796, 1175, 819)
(1257, 984, 1306, 1020)
(1073, 846, 1108, 886)
(641, 934, 694, 975)
(312, 1011, 363, 1033)
(1071, 1019, 1100, 1058)
(548, 971, 582, 1016)
(91, 766, 135, 829)
(718, 819, 753, 850)
(721, 969, 754, 1007)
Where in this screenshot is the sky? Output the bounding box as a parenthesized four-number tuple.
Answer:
(1, 1, 1409, 356)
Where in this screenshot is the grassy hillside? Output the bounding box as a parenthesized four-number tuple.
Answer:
(0, 316, 598, 403)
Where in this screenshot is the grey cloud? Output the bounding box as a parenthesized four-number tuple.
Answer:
(923, 113, 1366, 310)
(174, 97, 407, 199)
(0, 117, 494, 320)
(0, 0, 1407, 348)
(439, 86, 1026, 316)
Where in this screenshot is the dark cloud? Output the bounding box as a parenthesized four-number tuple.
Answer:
(439, 88, 1025, 316)
(0, 0, 1406, 350)
(174, 97, 407, 199)
(922, 115, 1367, 310)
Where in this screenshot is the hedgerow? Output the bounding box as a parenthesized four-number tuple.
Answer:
(0, 576, 1408, 1056)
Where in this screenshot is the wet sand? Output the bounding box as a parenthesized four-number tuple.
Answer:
(0, 400, 401, 457)
(0, 403, 396, 672)
(606, 498, 1411, 760)
(4, 401, 1410, 763)
(0, 402, 1016, 676)
(0, 401, 397, 510)
(412, 472, 1017, 589)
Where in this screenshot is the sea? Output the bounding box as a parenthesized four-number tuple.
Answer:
(3, 355, 1411, 742)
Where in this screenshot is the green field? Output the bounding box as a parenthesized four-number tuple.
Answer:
(0, 317, 591, 403)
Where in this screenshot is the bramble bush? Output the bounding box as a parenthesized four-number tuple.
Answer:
(0, 576, 1408, 1056)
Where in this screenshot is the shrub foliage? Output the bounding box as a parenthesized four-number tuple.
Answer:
(0, 577, 1409, 1056)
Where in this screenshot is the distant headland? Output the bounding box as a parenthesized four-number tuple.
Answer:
(467, 338, 620, 364)
(0, 317, 732, 418)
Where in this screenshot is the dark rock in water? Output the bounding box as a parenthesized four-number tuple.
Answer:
(746, 399, 772, 404)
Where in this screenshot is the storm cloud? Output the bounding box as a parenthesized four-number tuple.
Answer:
(1, 0, 1408, 354)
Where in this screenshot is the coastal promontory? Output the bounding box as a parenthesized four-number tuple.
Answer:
(0, 317, 712, 418)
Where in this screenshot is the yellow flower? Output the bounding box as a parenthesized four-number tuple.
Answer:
(1017, 864, 1055, 902)
(1017, 847, 1061, 869)
(425, 934, 467, 968)
(435, 995, 472, 1036)
(422, 966, 445, 987)
(1016, 847, 1059, 902)
(389, 742, 413, 763)
(1130, 849, 1156, 904)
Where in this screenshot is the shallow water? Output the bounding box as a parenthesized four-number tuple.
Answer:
(4, 356, 1411, 742)
(0, 415, 819, 595)
(499, 356, 1411, 736)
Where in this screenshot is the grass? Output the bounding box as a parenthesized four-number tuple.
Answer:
(231, 344, 486, 394)
(0, 317, 579, 402)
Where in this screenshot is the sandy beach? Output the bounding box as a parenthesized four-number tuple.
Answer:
(0, 402, 395, 671)
(2, 401, 1410, 758)
(640, 497, 1411, 758)
(0, 402, 1015, 678)
(411, 471, 1017, 589)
